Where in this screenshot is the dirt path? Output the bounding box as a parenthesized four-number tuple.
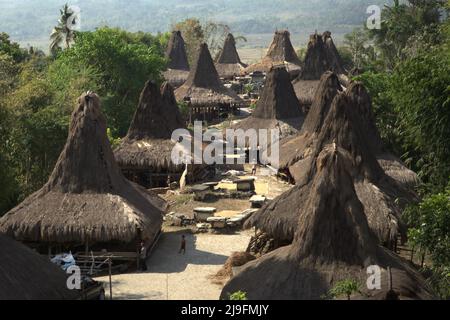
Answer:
(96, 228, 252, 300)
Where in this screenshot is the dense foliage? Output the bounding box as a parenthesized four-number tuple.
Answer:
(349, 0, 449, 297)
(0, 26, 168, 214)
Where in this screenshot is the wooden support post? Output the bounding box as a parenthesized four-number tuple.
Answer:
(108, 258, 113, 300)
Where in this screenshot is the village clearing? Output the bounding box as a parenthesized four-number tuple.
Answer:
(96, 167, 291, 300)
(96, 227, 252, 300)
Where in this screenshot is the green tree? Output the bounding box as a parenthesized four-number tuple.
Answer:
(404, 184, 450, 298)
(328, 279, 361, 300)
(173, 18, 205, 66)
(50, 3, 78, 54)
(368, 0, 446, 69)
(343, 28, 376, 70)
(229, 291, 248, 300)
(173, 19, 235, 65)
(0, 32, 29, 63)
(57, 27, 166, 137)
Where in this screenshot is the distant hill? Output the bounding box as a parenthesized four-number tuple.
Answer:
(0, 0, 392, 49)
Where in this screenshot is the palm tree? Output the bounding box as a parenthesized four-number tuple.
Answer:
(50, 4, 77, 54)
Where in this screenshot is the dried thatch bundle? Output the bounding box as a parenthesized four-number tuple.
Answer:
(244, 30, 301, 77)
(253, 79, 416, 246)
(221, 146, 433, 300)
(293, 32, 346, 108)
(114, 81, 187, 173)
(175, 43, 242, 106)
(232, 66, 305, 143)
(163, 31, 190, 88)
(215, 33, 247, 79)
(0, 92, 166, 244)
(0, 234, 79, 300)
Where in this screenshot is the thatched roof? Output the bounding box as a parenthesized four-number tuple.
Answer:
(290, 75, 418, 189)
(253, 81, 415, 245)
(0, 92, 166, 244)
(322, 31, 346, 76)
(175, 43, 242, 106)
(165, 31, 189, 71)
(163, 31, 190, 88)
(232, 66, 305, 143)
(0, 234, 79, 300)
(215, 33, 247, 79)
(347, 82, 419, 189)
(114, 81, 188, 172)
(292, 32, 346, 106)
(299, 33, 330, 80)
(221, 146, 433, 300)
(244, 30, 301, 77)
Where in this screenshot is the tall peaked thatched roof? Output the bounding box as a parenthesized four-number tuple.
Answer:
(346, 82, 419, 188)
(252, 83, 415, 246)
(165, 31, 189, 71)
(322, 31, 346, 75)
(175, 43, 242, 106)
(0, 234, 79, 300)
(127, 81, 185, 140)
(215, 33, 247, 79)
(293, 32, 346, 107)
(221, 146, 433, 300)
(232, 66, 305, 142)
(114, 81, 188, 172)
(299, 33, 329, 80)
(163, 31, 190, 88)
(266, 30, 301, 65)
(244, 30, 301, 77)
(0, 92, 166, 244)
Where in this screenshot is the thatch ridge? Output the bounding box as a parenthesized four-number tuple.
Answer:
(251, 82, 415, 246)
(232, 66, 305, 142)
(215, 33, 247, 79)
(346, 81, 419, 188)
(114, 81, 187, 172)
(175, 43, 242, 105)
(221, 146, 433, 300)
(0, 234, 80, 300)
(163, 31, 190, 88)
(165, 30, 189, 71)
(292, 32, 345, 105)
(0, 92, 165, 243)
(322, 31, 346, 75)
(244, 30, 301, 76)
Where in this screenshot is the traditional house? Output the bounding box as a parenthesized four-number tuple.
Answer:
(175, 43, 243, 123)
(293, 32, 346, 110)
(0, 92, 166, 255)
(244, 30, 301, 78)
(222, 146, 433, 300)
(114, 81, 208, 188)
(163, 31, 190, 88)
(0, 234, 79, 300)
(215, 33, 247, 80)
(232, 66, 305, 149)
(253, 76, 417, 248)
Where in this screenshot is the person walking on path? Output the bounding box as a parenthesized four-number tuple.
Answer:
(251, 163, 257, 176)
(178, 235, 186, 254)
(140, 241, 148, 271)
